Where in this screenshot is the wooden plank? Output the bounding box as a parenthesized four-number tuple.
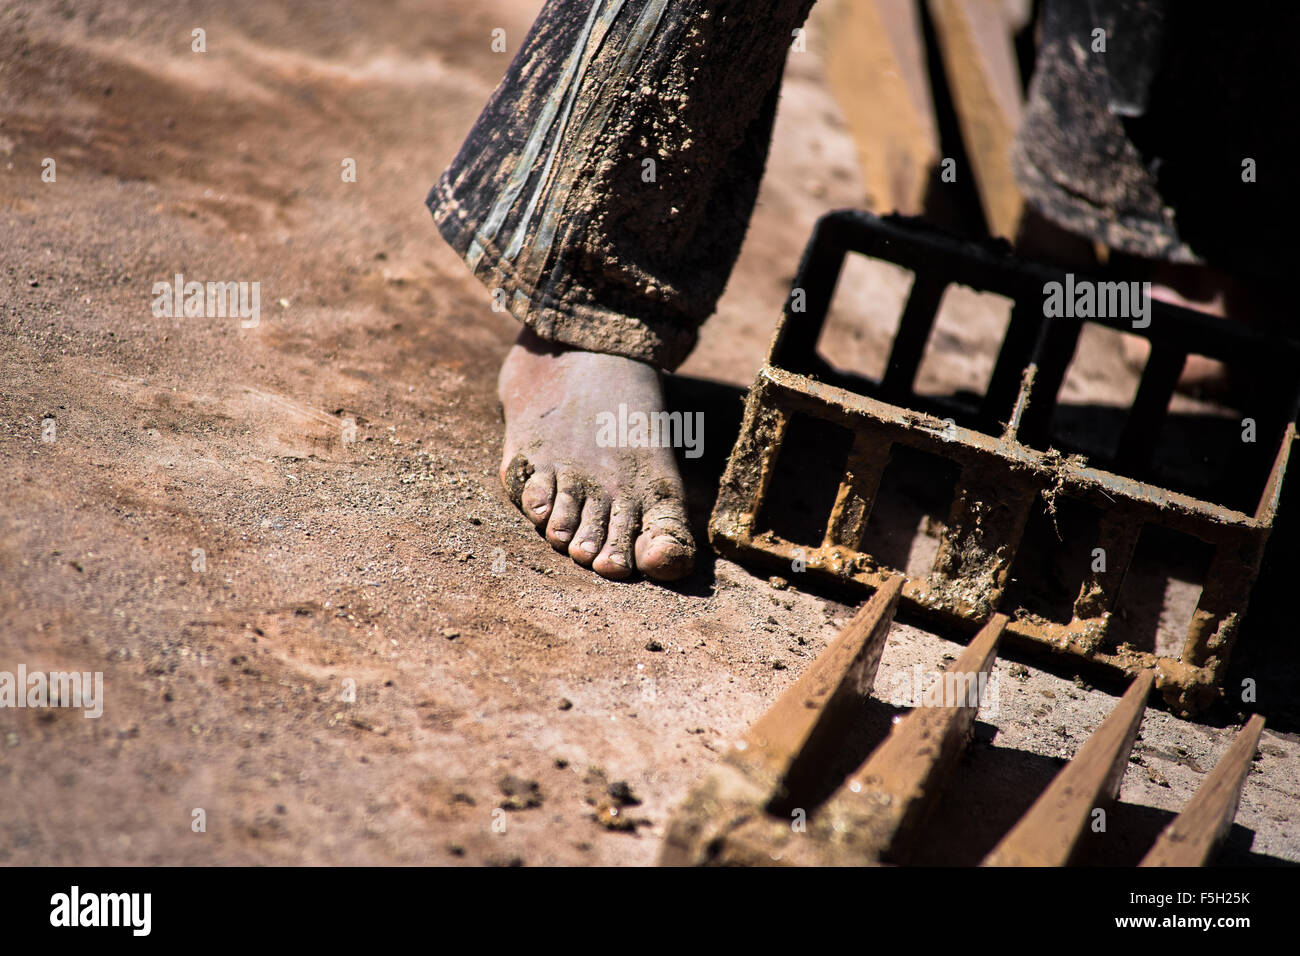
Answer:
(823, 612, 1007, 863)
(982, 671, 1152, 866)
(744, 576, 903, 793)
(658, 577, 903, 865)
(823, 0, 940, 215)
(927, 0, 1026, 240)
(1140, 715, 1266, 867)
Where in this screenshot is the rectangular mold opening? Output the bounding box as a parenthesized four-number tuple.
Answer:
(815, 252, 913, 384)
(912, 284, 1014, 411)
(1044, 323, 1145, 461)
(1034, 329, 1292, 512)
(858, 444, 962, 578)
(1002, 496, 1102, 625)
(754, 411, 855, 549)
(1147, 355, 1289, 514)
(1108, 525, 1214, 658)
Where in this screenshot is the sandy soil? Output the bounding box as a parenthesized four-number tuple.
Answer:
(1, 0, 1296, 866)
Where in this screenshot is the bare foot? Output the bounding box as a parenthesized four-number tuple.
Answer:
(496, 328, 695, 581)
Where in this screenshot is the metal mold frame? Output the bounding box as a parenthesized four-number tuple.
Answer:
(710, 211, 1300, 715)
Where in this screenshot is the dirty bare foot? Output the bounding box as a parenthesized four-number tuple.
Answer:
(497, 328, 695, 581)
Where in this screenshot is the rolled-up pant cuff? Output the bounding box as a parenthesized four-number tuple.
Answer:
(429, 182, 698, 369)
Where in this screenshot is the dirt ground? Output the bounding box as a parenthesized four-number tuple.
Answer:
(1, 0, 1297, 866)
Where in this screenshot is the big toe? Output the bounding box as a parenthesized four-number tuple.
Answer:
(635, 491, 695, 582)
(519, 466, 556, 527)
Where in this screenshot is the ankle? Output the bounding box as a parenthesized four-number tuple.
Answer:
(515, 326, 570, 358)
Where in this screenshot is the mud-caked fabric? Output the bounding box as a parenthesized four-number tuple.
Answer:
(428, 0, 817, 371)
(432, 0, 1299, 369)
(1014, 0, 1300, 279)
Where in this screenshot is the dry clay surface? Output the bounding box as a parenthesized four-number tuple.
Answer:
(1, 0, 1296, 865)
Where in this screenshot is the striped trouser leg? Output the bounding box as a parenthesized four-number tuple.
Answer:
(428, 0, 818, 370)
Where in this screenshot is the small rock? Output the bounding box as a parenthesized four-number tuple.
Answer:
(497, 775, 543, 810)
(592, 802, 644, 832)
(768, 576, 789, 590)
(441, 628, 459, 640)
(607, 781, 642, 807)
(644, 640, 664, 652)
(1146, 767, 1170, 788)
(557, 698, 573, 711)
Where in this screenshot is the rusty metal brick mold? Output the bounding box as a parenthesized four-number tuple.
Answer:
(710, 211, 1300, 715)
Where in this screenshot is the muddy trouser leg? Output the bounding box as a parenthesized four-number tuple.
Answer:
(428, 0, 818, 371)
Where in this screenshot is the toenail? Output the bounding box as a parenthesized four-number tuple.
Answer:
(576, 540, 598, 555)
(531, 503, 549, 514)
(553, 529, 572, 543)
(608, 552, 628, 567)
